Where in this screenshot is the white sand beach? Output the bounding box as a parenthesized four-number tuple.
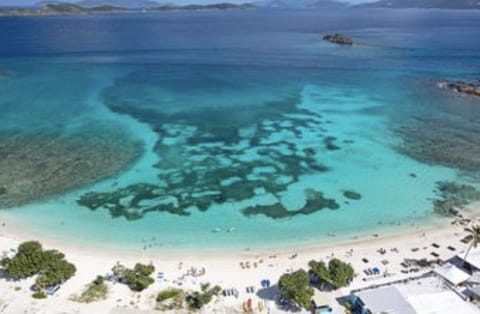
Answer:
(0, 207, 477, 314)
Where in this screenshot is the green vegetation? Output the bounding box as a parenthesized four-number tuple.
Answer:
(278, 269, 313, 310)
(185, 284, 222, 310)
(112, 262, 155, 292)
(0, 241, 76, 290)
(157, 288, 182, 302)
(152, 3, 255, 11)
(309, 258, 355, 289)
(0, 2, 254, 17)
(32, 290, 47, 299)
(74, 276, 109, 303)
(0, 3, 128, 17)
(463, 225, 480, 266)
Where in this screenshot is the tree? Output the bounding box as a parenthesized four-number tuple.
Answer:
(0, 241, 44, 279)
(0, 241, 76, 290)
(463, 225, 480, 267)
(308, 260, 329, 282)
(309, 258, 354, 289)
(328, 259, 354, 288)
(278, 269, 313, 310)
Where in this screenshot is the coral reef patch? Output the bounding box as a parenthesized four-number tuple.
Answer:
(76, 69, 351, 220)
(0, 131, 141, 208)
(432, 181, 480, 216)
(395, 117, 480, 172)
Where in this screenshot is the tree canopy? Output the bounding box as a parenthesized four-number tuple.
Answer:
(0, 241, 76, 289)
(309, 258, 354, 289)
(278, 269, 314, 310)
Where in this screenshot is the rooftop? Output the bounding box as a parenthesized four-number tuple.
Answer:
(355, 286, 416, 314)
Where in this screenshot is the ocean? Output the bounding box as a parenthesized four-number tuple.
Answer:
(1, 8, 480, 253)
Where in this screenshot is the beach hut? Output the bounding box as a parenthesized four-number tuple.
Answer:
(434, 263, 471, 285)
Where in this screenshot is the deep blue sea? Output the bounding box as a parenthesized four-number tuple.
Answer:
(1, 9, 480, 252)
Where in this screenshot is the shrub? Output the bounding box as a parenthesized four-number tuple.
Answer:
(112, 262, 155, 292)
(185, 284, 222, 310)
(32, 290, 47, 299)
(157, 288, 182, 303)
(74, 276, 109, 303)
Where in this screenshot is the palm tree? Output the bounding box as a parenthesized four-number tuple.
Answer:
(463, 225, 480, 268)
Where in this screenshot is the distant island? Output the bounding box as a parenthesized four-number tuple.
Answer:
(76, 0, 159, 8)
(150, 3, 255, 12)
(0, 3, 128, 16)
(357, 0, 480, 10)
(0, 2, 256, 17)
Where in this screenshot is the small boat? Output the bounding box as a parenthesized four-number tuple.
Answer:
(212, 228, 221, 233)
(227, 227, 236, 232)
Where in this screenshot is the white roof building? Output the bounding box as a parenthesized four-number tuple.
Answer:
(354, 286, 417, 314)
(434, 263, 471, 285)
(407, 290, 479, 314)
(458, 247, 480, 270)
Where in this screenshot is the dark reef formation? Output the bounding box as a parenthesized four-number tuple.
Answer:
(0, 132, 141, 208)
(343, 190, 362, 200)
(433, 181, 480, 216)
(243, 189, 339, 219)
(75, 69, 358, 221)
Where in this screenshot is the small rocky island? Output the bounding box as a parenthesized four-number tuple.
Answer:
(323, 34, 353, 45)
(438, 81, 480, 98)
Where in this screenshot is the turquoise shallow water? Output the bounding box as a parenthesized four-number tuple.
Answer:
(1, 9, 480, 252)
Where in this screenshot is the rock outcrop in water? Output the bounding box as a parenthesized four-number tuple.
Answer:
(438, 81, 480, 98)
(0, 132, 141, 208)
(323, 34, 353, 45)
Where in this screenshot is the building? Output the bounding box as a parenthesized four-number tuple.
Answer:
(350, 286, 416, 314)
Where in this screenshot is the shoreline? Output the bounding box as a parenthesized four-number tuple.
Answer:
(0, 206, 477, 313)
(0, 206, 454, 261)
